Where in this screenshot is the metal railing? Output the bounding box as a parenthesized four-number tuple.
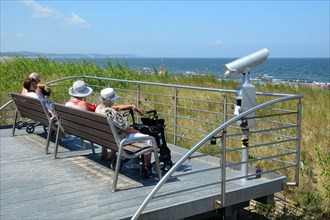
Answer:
(0, 76, 303, 218)
(132, 94, 302, 219)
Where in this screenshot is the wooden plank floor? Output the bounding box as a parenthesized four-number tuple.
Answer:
(0, 127, 286, 219)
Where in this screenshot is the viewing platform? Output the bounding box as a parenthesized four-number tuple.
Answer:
(1, 126, 286, 219)
(1, 76, 303, 219)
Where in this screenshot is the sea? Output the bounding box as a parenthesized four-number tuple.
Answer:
(57, 57, 330, 83)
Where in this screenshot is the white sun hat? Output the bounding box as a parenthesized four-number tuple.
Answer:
(69, 80, 93, 97)
(100, 88, 119, 102)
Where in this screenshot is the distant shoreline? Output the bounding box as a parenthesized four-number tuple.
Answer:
(1, 55, 329, 87)
(1, 52, 329, 59)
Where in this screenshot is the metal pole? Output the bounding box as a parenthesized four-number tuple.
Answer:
(173, 88, 178, 145)
(220, 130, 227, 206)
(12, 111, 18, 136)
(0, 100, 13, 111)
(223, 94, 227, 124)
(136, 84, 141, 107)
(294, 99, 302, 186)
(136, 84, 141, 122)
(241, 128, 249, 180)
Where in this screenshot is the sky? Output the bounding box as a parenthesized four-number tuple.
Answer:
(0, 0, 329, 58)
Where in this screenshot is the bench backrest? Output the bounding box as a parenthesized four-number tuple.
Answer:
(53, 103, 119, 152)
(10, 92, 50, 125)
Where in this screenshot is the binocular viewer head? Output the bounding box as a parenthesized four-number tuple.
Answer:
(224, 48, 270, 78)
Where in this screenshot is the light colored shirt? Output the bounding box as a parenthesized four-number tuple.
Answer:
(26, 92, 53, 110)
(26, 92, 43, 100)
(65, 101, 82, 109)
(65, 99, 96, 112)
(95, 104, 128, 139)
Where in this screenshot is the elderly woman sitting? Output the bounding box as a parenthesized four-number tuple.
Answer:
(65, 80, 96, 112)
(95, 88, 153, 178)
(23, 77, 54, 116)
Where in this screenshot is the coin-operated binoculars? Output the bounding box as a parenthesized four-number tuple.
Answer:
(224, 48, 270, 179)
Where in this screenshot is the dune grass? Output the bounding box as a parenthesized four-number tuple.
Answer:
(0, 57, 329, 219)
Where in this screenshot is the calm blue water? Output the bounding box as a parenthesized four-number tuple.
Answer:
(56, 58, 330, 83)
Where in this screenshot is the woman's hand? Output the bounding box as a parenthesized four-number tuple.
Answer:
(132, 104, 144, 115)
(37, 83, 49, 90)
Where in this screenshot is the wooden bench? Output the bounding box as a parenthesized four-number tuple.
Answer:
(52, 103, 162, 192)
(10, 93, 54, 154)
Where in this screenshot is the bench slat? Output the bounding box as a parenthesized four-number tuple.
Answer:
(14, 99, 44, 110)
(64, 127, 118, 150)
(57, 111, 110, 132)
(124, 143, 152, 153)
(15, 106, 49, 125)
(54, 104, 107, 124)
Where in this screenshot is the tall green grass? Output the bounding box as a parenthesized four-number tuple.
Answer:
(0, 57, 329, 219)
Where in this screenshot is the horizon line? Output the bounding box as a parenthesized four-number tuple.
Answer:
(0, 51, 329, 59)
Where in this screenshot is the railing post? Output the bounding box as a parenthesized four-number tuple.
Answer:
(294, 99, 302, 186)
(173, 88, 178, 145)
(136, 84, 141, 122)
(12, 111, 18, 136)
(220, 129, 227, 207)
(223, 94, 227, 123)
(241, 129, 249, 180)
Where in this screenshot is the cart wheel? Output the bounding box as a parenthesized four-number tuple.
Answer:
(26, 124, 35, 134)
(16, 121, 24, 130)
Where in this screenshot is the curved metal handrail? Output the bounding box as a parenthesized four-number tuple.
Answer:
(46, 75, 294, 97)
(131, 94, 302, 220)
(0, 75, 296, 112)
(0, 100, 13, 111)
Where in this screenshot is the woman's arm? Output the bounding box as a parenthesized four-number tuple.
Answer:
(123, 126, 139, 134)
(113, 104, 144, 115)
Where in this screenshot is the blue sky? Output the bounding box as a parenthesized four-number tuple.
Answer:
(1, 0, 329, 58)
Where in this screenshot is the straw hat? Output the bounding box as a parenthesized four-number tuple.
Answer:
(100, 88, 119, 102)
(69, 80, 93, 97)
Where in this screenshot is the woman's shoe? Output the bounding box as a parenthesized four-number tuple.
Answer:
(140, 164, 152, 179)
(130, 163, 141, 170)
(110, 158, 124, 171)
(100, 153, 112, 161)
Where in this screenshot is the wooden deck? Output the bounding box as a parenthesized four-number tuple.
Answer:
(0, 126, 286, 219)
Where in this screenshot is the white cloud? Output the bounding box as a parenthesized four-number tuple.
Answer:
(21, 0, 91, 28)
(21, 0, 61, 18)
(210, 39, 224, 46)
(17, 33, 24, 38)
(63, 13, 91, 28)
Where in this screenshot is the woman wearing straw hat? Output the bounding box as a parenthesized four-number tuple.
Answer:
(65, 80, 96, 112)
(95, 87, 153, 179)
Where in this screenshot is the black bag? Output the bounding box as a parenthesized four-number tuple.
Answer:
(132, 110, 173, 171)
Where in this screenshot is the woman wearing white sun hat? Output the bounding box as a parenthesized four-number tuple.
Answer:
(95, 87, 153, 178)
(65, 80, 96, 112)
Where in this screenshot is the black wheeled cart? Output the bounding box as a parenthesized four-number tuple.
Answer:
(130, 109, 173, 172)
